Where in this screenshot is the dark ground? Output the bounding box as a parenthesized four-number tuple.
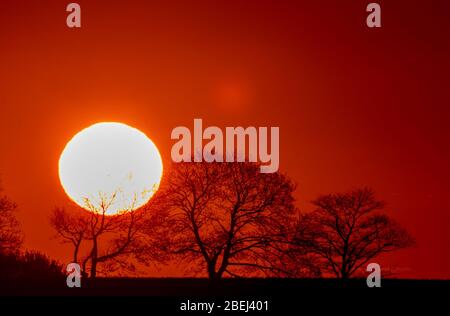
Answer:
(1, 278, 449, 313)
(0, 277, 449, 296)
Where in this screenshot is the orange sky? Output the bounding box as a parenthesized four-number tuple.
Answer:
(1, 0, 450, 278)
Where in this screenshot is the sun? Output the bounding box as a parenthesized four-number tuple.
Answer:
(58, 122, 163, 215)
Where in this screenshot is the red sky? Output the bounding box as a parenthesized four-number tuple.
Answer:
(1, 0, 450, 278)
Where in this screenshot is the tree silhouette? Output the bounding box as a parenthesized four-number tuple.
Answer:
(51, 207, 87, 264)
(0, 183, 22, 254)
(50, 193, 169, 278)
(159, 162, 298, 280)
(294, 188, 414, 279)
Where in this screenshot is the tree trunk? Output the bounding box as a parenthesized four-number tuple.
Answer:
(73, 240, 81, 264)
(90, 238, 98, 279)
(339, 268, 350, 288)
(208, 264, 221, 282)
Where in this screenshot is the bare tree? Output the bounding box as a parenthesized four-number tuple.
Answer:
(160, 162, 299, 280)
(0, 183, 22, 253)
(51, 193, 169, 278)
(294, 188, 414, 279)
(50, 207, 87, 264)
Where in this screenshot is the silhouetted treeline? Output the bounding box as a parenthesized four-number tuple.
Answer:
(0, 167, 415, 283)
(49, 162, 414, 280)
(0, 180, 64, 288)
(0, 183, 22, 253)
(0, 251, 65, 282)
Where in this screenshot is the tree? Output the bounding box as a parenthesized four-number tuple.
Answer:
(50, 207, 87, 264)
(160, 162, 299, 280)
(50, 193, 169, 278)
(294, 188, 414, 279)
(0, 183, 22, 254)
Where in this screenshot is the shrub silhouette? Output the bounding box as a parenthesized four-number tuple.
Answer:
(0, 250, 65, 283)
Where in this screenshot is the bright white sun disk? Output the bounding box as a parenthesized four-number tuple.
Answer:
(58, 122, 163, 215)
